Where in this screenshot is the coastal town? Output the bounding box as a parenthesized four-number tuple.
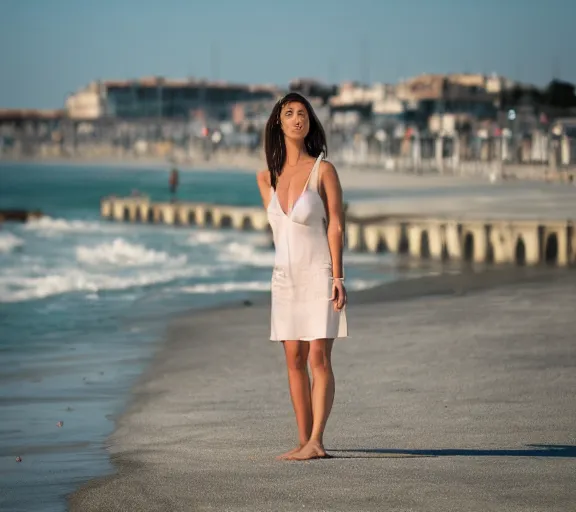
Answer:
(1, 72, 575, 179)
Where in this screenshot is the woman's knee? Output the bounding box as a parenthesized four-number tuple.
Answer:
(283, 341, 309, 371)
(308, 341, 333, 371)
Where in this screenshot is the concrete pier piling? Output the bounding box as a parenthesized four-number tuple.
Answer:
(0, 209, 43, 223)
(101, 196, 575, 267)
(101, 196, 269, 232)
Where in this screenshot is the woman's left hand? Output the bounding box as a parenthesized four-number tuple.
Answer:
(330, 279, 347, 311)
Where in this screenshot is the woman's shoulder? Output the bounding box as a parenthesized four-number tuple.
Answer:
(318, 159, 338, 178)
(256, 169, 271, 187)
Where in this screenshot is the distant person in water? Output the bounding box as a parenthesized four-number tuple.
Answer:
(169, 167, 179, 202)
(256, 93, 348, 461)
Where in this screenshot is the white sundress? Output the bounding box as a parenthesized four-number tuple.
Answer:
(267, 152, 348, 341)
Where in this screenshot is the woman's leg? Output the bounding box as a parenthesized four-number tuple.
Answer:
(277, 340, 312, 459)
(288, 338, 334, 460)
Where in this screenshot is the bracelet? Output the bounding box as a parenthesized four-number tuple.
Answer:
(332, 276, 345, 281)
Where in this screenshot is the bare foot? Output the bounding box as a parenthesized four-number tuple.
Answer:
(286, 440, 330, 461)
(276, 445, 304, 460)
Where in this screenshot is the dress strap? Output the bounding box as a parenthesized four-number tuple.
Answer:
(306, 152, 324, 192)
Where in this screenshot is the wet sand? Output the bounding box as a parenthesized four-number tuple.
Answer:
(69, 268, 576, 511)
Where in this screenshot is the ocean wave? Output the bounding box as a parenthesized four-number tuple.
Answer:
(218, 241, 275, 267)
(179, 278, 382, 296)
(24, 217, 126, 237)
(342, 251, 396, 264)
(186, 230, 228, 245)
(0, 232, 24, 253)
(216, 242, 390, 269)
(186, 229, 270, 248)
(0, 265, 214, 303)
(76, 238, 187, 267)
(346, 278, 385, 291)
(180, 281, 271, 294)
(183, 228, 274, 268)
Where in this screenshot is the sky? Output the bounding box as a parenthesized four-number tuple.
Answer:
(1, 0, 574, 109)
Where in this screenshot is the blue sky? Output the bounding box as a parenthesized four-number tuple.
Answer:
(1, 0, 574, 108)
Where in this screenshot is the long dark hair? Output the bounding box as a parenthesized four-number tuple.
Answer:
(264, 92, 327, 189)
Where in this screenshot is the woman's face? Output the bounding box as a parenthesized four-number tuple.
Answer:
(280, 101, 310, 141)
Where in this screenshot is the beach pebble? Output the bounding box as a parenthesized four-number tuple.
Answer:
(16, 456, 22, 462)
(57, 421, 64, 427)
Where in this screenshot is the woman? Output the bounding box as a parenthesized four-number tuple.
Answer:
(256, 92, 348, 461)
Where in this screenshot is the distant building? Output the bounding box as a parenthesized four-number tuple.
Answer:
(289, 78, 337, 105)
(231, 99, 278, 129)
(65, 82, 104, 120)
(327, 75, 499, 133)
(551, 117, 576, 165)
(65, 77, 280, 121)
(0, 109, 64, 135)
(0, 109, 65, 156)
(393, 73, 500, 132)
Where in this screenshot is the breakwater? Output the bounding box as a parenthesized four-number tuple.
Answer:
(101, 196, 575, 267)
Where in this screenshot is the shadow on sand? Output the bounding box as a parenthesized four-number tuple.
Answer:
(327, 444, 576, 459)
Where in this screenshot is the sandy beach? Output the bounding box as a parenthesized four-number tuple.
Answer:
(69, 268, 576, 512)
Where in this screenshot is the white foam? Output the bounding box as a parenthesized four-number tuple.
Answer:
(180, 281, 271, 294)
(180, 278, 382, 295)
(183, 228, 275, 268)
(0, 266, 214, 303)
(217, 243, 387, 269)
(186, 229, 270, 248)
(218, 241, 275, 267)
(76, 238, 187, 267)
(0, 232, 24, 253)
(345, 278, 384, 291)
(239, 232, 272, 248)
(343, 251, 396, 264)
(24, 217, 126, 237)
(216, 238, 391, 271)
(187, 230, 228, 245)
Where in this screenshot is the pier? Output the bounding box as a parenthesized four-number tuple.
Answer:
(100, 196, 269, 231)
(101, 196, 575, 267)
(0, 209, 43, 223)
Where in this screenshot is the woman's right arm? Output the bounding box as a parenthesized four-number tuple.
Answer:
(256, 169, 272, 209)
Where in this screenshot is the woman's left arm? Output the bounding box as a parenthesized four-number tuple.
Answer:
(319, 161, 346, 310)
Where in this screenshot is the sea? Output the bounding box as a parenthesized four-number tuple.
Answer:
(0, 161, 414, 512)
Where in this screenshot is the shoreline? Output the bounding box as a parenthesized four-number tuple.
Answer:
(3, 154, 574, 186)
(69, 265, 576, 511)
(0, 154, 514, 186)
(4, 156, 575, 219)
(0, 154, 261, 174)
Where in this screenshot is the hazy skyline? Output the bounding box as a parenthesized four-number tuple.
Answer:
(1, 0, 574, 109)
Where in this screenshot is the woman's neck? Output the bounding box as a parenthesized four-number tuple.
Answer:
(284, 137, 306, 166)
